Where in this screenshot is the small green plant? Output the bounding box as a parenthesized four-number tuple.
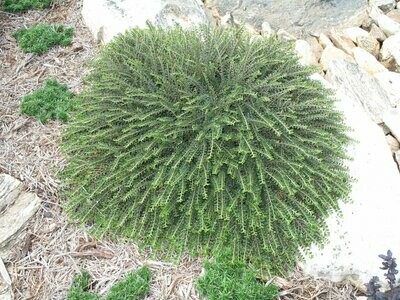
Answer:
(67, 271, 99, 300)
(20, 79, 74, 123)
(196, 249, 279, 300)
(67, 266, 152, 300)
(2, 0, 52, 12)
(61, 25, 351, 276)
(13, 23, 73, 55)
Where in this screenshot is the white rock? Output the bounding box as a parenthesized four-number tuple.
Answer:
(295, 39, 317, 66)
(220, 13, 234, 27)
(370, 5, 400, 36)
(0, 279, 13, 300)
(383, 108, 400, 141)
(356, 34, 380, 58)
(386, 134, 400, 151)
(302, 61, 400, 284)
(381, 32, 400, 68)
(318, 33, 333, 48)
(0, 259, 10, 286)
(352, 47, 387, 74)
(0, 175, 23, 212)
(325, 60, 392, 123)
(329, 29, 356, 55)
(82, 0, 209, 43)
(374, 71, 400, 107)
(369, 23, 387, 42)
(306, 36, 324, 62)
(320, 45, 355, 71)
(343, 27, 369, 43)
(0, 174, 41, 249)
(386, 7, 400, 23)
(261, 21, 275, 38)
(277, 29, 296, 41)
(369, 0, 396, 12)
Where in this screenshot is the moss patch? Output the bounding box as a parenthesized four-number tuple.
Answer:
(67, 267, 152, 300)
(2, 0, 53, 12)
(13, 23, 73, 55)
(21, 79, 74, 123)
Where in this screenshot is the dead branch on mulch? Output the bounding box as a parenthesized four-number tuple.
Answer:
(275, 266, 363, 300)
(0, 1, 365, 299)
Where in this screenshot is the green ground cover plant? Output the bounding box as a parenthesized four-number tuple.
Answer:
(67, 266, 151, 300)
(21, 79, 74, 123)
(196, 249, 279, 300)
(13, 23, 73, 55)
(61, 25, 351, 276)
(2, 0, 52, 12)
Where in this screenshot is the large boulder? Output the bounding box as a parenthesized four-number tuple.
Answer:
(302, 61, 400, 284)
(205, 0, 368, 37)
(82, 0, 209, 43)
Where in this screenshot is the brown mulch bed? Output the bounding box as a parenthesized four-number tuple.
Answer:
(0, 1, 363, 299)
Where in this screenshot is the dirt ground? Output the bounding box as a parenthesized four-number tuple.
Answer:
(0, 1, 362, 299)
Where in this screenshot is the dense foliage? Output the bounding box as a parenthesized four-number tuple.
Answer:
(13, 23, 73, 55)
(197, 249, 279, 300)
(21, 79, 74, 123)
(67, 267, 151, 300)
(61, 25, 351, 275)
(2, 0, 52, 12)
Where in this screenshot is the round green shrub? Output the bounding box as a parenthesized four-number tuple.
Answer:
(61, 25, 351, 276)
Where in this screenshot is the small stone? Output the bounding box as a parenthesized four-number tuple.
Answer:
(244, 23, 260, 36)
(277, 29, 296, 42)
(0, 174, 41, 250)
(369, 23, 387, 42)
(329, 29, 356, 55)
(261, 21, 275, 38)
(220, 13, 234, 27)
(318, 33, 333, 48)
(320, 45, 355, 71)
(386, 134, 400, 152)
(381, 32, 400, 68)
(0, 279, 13, 300)
(295, 39, 318, 66)
(387, 8, 400, 23)
(356, 34, 380, 57)
(306, 36, 324, 62)
(352, 47, 387, 74)
(383, 107, 400, 141)
(343, 27, 369, 43)
(361, 17, 374, 31)
(370, 0, 396, 12)
(370, 5, 400, 36)
(0, 258, 12, 300)
(374, 71, 400, 106)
